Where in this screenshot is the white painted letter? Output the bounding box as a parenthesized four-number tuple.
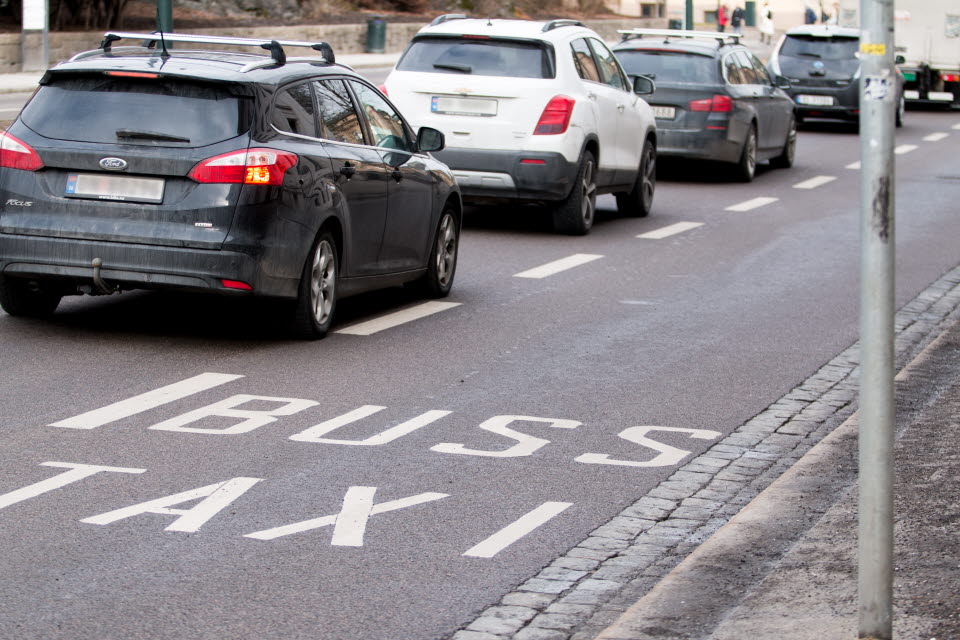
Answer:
(245, 488, 448, 542)
(289, 406, 451, 445)
(431, 415, 581, 458)
(81, 477, 261, 532)
(575, 426, 722, 467)
(0, 462, 146, 510)
(149, 395, 318, 435)
(464, 502, 573, 558)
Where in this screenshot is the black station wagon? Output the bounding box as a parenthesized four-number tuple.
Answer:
(0, 32, 461, 338)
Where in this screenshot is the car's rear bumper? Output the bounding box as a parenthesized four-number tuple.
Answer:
(788, 84, 859, 121)
(656, 128, 742, 164)
(0, 233, 299, 298)
(432, 148, 577, 202)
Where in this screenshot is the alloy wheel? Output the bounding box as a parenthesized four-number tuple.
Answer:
(435, 213, 457, 288)
(581, 159, 597, 226)
(310, 239, 336, 326)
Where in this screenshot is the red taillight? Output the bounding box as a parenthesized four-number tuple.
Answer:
(942, 73, 960, 83)
(221, 279, 253, 291)
(378, 84, 389, 96)
(534, 95, 575, 135)
(0, 131, 43, 171)
(106, 71, 159, 78)
(688, 94, 733, 112)
(520, 158, 546, 164)
(188, 148, 297, 186)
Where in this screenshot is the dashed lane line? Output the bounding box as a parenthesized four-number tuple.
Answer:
(513, 253, 603, 279)
(725, 197, 778, 212)
(334, 301, 461, 336)
(895, 144, 918, 155)
(923, 132, 949, 142)
(793, 175, 837, 190)
(953, 123, 960, 131)
(636, 222, 704, 240)
(846, 161, 861, 170)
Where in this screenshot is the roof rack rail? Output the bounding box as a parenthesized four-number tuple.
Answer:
(617, 28, 740, 45)
(430, 14, 469, 26)
(98, 31, 336, 67)
(542, 19, 585, 32)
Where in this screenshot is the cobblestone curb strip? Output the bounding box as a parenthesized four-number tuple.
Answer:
(448, 264, 960, 640)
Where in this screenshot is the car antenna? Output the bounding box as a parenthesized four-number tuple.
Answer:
(158, 30, 170, 58)
(487, 17, 492, 26)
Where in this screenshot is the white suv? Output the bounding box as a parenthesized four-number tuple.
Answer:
(383, 16, 658, 235)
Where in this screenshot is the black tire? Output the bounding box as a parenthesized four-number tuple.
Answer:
(414, 206, 459, 298)
(735, 124, 757, 182)
(615, 139, 656, 218)
(0, 277, 62, 317)
(770, 116, 797, 169)
(895, 95, 905, 128)
(552, 150, 597, 235)
(291, 232, 338, 340)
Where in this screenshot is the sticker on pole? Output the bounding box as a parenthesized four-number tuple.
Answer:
(864, 76, 892, 102)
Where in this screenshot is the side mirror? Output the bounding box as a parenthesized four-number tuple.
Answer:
(894, 54, 906, 65)
(632, 75, 655, 96)
(417, 127, 445, 153)
(774, 75, 791, 89)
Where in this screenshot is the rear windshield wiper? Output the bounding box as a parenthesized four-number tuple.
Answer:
(116, 129, 191, 143)
(797, 52, 822, 58)
(433, 63, 472, 73)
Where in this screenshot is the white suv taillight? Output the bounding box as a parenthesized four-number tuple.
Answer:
(534, 95, 575, 135)
(0, 131, 43, 171)
(188, 148, 297, 186)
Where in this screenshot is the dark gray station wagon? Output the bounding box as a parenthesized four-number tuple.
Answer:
(0, 32, 461, 338)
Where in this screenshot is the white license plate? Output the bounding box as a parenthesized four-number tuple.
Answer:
(431, 96, 498, 117)
(652, 106, 676, 119)
(65, 173, 165, 204)
(903, 90, 920, 100)
(796, 94, 835, 106)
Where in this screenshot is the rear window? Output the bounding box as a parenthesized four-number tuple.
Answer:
(780, 35, 859, 60)
(614, 50, 719, 84)
(396, 37, 555, 79)
(20, 75, 251, 146)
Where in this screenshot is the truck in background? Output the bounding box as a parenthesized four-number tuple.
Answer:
(838, 0, 959, 109)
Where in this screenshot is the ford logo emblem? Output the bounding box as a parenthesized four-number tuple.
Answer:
(99, 157, 128, 171)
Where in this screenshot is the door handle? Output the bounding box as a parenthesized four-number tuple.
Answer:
(587, 92, 597, 100)
(390, 169, 403, 182)
(617, 104, 625, 112)
(339, 162, 356, 179)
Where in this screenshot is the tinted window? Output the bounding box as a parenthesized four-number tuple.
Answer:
(571, 38, 601, 82)
(734, 51, 760, 84)
(723, 52, 746, 84)
(271, 83, 316, 137)
(20, 76, 247, 146)
(615, 50, 719, 84)
(314, 79, 365, 145)
(350, 81, 413, 152)
(588, 39, 628, 91)
(396, 37, 554, 79)
(780, 34, 859, 60)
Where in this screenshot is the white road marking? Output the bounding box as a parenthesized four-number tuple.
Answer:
(846, 161, 861, 170)
(245, 491, 449, 541)
(576, 426, 723, 467)
(291, 408, 451, 446)
(724, 197, 778, 212)
(953, 123, 960, 131)
(335, 301, 461, 336)
(895, 144, 918, 155)
(793, 175, 837, 190)
(50, 372, 244, 429)
(149, 394, 318, 435)
(636, 222, 704, 239)
(513, 253, 603, 279)
(331, 486, 377, 547)
(0, 462, 146, 510)
(923, 132, 949, 142)
(463, 502, 573, 558)
(431, 415, 581, 458)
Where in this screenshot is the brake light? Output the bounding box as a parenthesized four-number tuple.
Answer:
(0, 131, 43, 171)
(378, 84, 389, 96)
(534, 95, 575, 135)
(941, 73, 960, 83)
(462, 35, 490, 40)
(688, 94, 733, 112)
(106, 71, 159, 78)
(221, 279, 253, 291)
(189, 148, 297, 186)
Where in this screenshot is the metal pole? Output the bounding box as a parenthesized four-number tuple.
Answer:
(858, 0, 896, 638)
(685, 0, 694, 29)
(156, 0, 173, 32)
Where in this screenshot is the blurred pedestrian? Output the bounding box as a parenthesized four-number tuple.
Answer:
(804, 5, 817, 24)
(731, 5, 744, 35)
(717, 4, 729, 33)
(759, 2, 775, 44)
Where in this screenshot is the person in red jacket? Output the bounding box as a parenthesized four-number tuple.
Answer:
(717, 4, 730, 32)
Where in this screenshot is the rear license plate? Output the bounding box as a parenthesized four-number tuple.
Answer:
(652, 106, 676, 119)
(65, 173, 164, 204)
(431, 96, 498, 117)
(796, 94, 835, 106)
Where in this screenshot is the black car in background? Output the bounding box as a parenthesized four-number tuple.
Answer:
(613, 29, 796, 182)
(0, 32, 461, 338)
(767, 25, 905, 127)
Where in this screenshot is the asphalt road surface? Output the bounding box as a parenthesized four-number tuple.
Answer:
(2, 103, 959, 640)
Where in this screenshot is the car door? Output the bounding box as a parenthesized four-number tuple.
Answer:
(734, 50, 778, 150)
(570, 38, 615, 184)
(749, 51, 791, 148)
(313, 78, 390, 277)
(721, 50, 761, 147)
(348, 79, 435, 273)
(587, 37, 643, 184)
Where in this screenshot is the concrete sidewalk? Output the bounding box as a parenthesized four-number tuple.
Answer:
(595, 313, 960, 638)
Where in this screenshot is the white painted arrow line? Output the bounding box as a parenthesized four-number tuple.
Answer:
(793, 175, 837, 190)
(725, 197, 778, 212)
(335, 301, 461, 336)
(923, 132, 949, 142)
(637, 221, 704, 239)
(513, 253, 603, 279)
(895, 144, 918, 155)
